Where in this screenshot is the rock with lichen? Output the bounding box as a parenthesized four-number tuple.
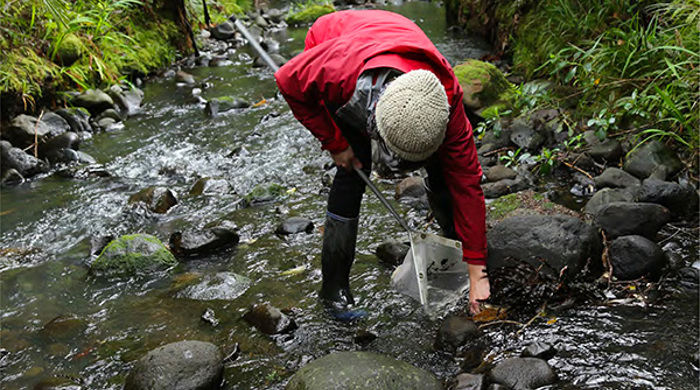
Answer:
(453, 59, 514, 110)
(91, 234, 177, 276)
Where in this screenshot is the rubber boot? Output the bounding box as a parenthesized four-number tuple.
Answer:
(319, 213, 358, 307)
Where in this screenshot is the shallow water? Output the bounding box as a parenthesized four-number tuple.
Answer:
(1, 2, 698, 389)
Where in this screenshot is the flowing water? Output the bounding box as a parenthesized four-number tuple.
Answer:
(1, 2, 698, 389)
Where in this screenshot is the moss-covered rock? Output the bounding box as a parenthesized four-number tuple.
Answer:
(286, 351, 442, 390)
(486, 190, 579, 226)
(53, 33, 83, 67)
(453, 59, 514, 110)
(91, 234, 177, 276)
(286, 3, 335, 26)
(244, 183, 287, 205)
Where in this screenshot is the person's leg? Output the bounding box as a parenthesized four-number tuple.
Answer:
(424, 157, 457, 240)
(319, 130, 371, 305)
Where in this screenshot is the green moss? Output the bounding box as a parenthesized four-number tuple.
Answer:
(244, 183, 287, 205)
(92, 234, 177, 276)
(286, 2, 335, 25)
(454, 59, 514, 109)
(487, 193, 522, 221)
(53, 33, 83, 66)
(0, 47, 60, 98)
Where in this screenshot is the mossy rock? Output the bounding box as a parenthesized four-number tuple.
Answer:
(286, 4, 335, 25)
(91, 234, 177, 276)
(244, 183, 287, 205)
(453, 59, 514, 110)
(486, 190, 579, 227)
(54, 33, 83, 67)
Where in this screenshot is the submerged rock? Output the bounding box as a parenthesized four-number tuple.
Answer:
(128, 186, 178, 214)
(593, 202, 671, 240)
(489, 357, 557, 390)
(176, 272, 251, 301)
(125, 340, 223, 390)
(1, 141, 49, 178)
(451, 373, 487, 390)
(91, 234, 177, 276)
(175, 71, 196, 85)
(521, 341, 557, 360)
(169, 225, 240, 257)
(244, 183, 287, 206)
(189, 177, 233, 196)
(609, 235, 666, 281)
(243, 303, 297, 335)
(434, 316, 480, 353)
(275, 217, 314, 235)
(286, 351, 442, 390)
(375, 240, 409, 267)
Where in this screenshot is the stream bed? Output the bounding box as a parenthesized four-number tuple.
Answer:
(1, 2, 698, 389)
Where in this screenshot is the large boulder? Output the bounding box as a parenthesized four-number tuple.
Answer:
(622, 140, 683, 179)
(71, 89, 115, 116)
(434, 316, 481, 353)
(243, 303, 297, 335)
(593, 202, 671, 240)
(636, 178, 699, 219)
(124, 340, 223, 390)
(56, 107, 92, 134)
(609, 235, 666, 281)
(489, 357, 557, 390)
(487, 214, 602, 277)
(453, 59, 513, 110)
(586, 139, 623, 164)
(90, 234, 177, 276)
(286, 351, 443, 390)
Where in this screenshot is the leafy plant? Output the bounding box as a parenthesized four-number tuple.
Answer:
(499, 148, 533, 169)
(586, 108, 617, 141)
(475, 106, 512, 139)
(534, 147, 560, 175)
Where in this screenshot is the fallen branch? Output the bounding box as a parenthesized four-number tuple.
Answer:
(562, 160, 593, 179)
(483, 147, 513, 157)
(34, 110, 44, 158)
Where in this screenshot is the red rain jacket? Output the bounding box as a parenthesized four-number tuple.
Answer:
(275, 10, 487, 265)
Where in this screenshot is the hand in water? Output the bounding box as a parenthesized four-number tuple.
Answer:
(332, 146, 362, 171)
(468, 264, 490, 315)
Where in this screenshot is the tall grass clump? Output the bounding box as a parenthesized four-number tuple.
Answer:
(512, 0, 698, 154)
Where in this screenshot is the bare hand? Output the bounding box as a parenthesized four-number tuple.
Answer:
(468, 264, 490, 315)
(331, 146, 362, 171)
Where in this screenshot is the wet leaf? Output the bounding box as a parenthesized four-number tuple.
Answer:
(547, 317, 557, 325)
(472, 306, 508, 323)
(252, 98, 267, 108)
(280, 265, 307, 277)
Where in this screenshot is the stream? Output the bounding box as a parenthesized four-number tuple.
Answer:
(1, 2, 698, 389)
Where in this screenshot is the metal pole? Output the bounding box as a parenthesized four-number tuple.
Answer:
(230, 15, 279, 72)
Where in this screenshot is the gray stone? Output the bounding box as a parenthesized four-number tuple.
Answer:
(286, 351, 443, 390)
(176, 272, 251, 301)
(485, 165, 517, 182)
(489, 357, 557, 390)
(395, 176, 426, 199)
(96, 116, 117, 131)
(243, 303, 297, 335)
(175, 71, 196, 85)
(487, 214, 603, 278)
(637, 178, 699, 219)
(593, 202, 671, 240)
(5, 114, 52, 149)
(452, 373, 486, 390)
(41, 112, 71, 137)
(128, 186, 178, 214)
(169, 226, 240, 257)
(481, 123, 513, 149)
(91, 234, 177, 276)
(623, 140, 683, 179)
(0, 140, 49, 177)
(376, 240, 409, 267)
(434, 316, 480, 353)
(609, 235, 666, 281)
(40, 131, 80, 158)
(587, 139, 623, 164)
(211, 20, 236, 40)
(509, 120, 544, 151)
(124, 340, 223, 390)
(1, 168, 24, 185)
(594, 167, 641, 189)
(56, 107, 91, 133)
(71, 89, 114, 115)
(266, 8, 285, 23)
(482, 176, 531, 199)
(584, 188, 637, 216)
(275, 217, 314, 235)
(253, 53, 287, 69)
(205, 97, 250, 116)
(107, 85, 144, 117)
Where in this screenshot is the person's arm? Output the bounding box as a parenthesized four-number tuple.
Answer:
(438, 97, 489, 314)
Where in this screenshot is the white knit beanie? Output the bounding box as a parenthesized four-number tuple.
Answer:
(375, 69, 449, 162)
